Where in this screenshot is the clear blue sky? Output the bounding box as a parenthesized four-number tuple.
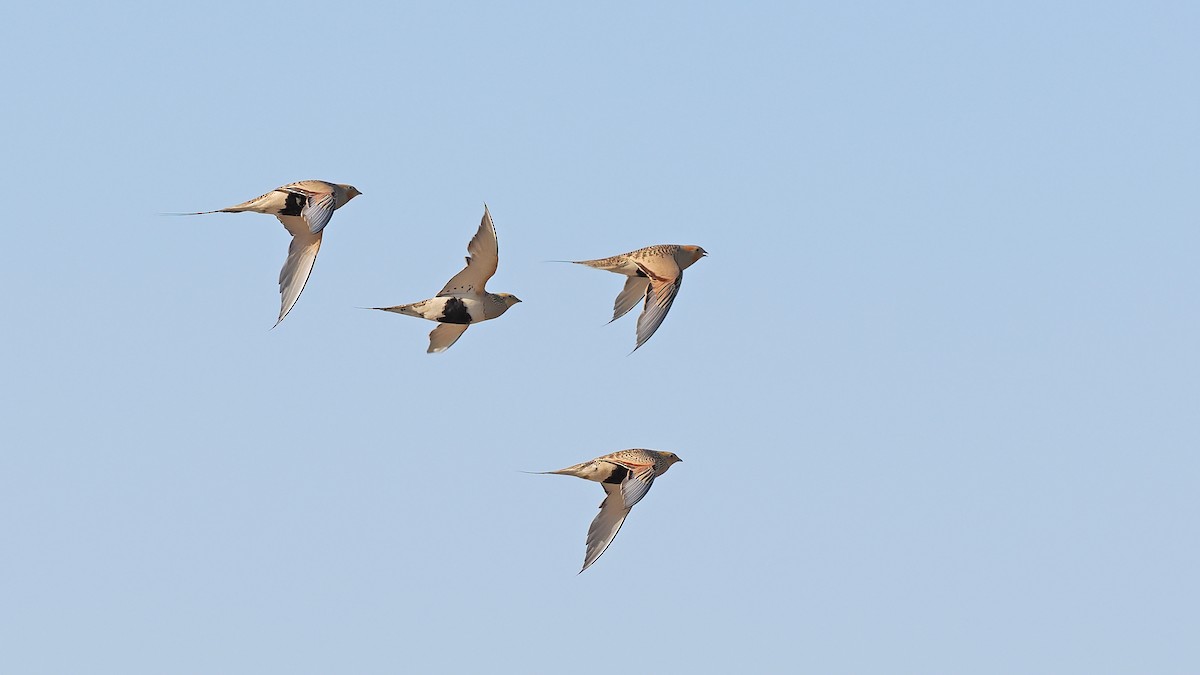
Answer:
(2, 1, 1197, 673)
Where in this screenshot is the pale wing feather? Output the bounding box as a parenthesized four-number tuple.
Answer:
(275, 223, 322, 326)
(439, 207, 499, 296)
(611, 276, 650, 323)
(299, 191, 336, 234)
(582, 484, 631, 573)
(277, 214, 310, 239)
(634, 272, 683, 350)
(428, 323, 469, 353)
(617, 464, 657, 509)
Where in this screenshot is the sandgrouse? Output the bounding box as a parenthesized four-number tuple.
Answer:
(538, 449, 682, 572)
(174, 180, 361, 326)
(570, 244, 706, 350)
(371, 205, 520, 353)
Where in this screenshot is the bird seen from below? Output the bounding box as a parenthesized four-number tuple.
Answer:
(173, 180, 362, 326)
(371, 205, 521, 353)
(536, 448, 682, 573)
(569, 244, 706, 351)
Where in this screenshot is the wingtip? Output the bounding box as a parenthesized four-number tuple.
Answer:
(273, 308, 294, 329)
(630, 332, 655, 354)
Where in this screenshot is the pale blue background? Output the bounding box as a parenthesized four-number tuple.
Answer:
(1, 2, 1197, 673)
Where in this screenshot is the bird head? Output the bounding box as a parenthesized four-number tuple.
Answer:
(661, 451, 683, 471)
(681, 245, 707, 265)
(498, 293, 522, 307)
(341, 184, 363, 202)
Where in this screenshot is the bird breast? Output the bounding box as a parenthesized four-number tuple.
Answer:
(430, 296, 486, 324)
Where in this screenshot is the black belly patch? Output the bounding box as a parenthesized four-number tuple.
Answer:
(279, 191, 307, 217)
(603, 465, 629, 484)
(438, 297, 472, 324)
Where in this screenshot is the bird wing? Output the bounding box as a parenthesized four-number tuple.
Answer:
(633, 260, 683, 350)
(583, 484, 632, 573)
(428, 323, 469, 353)
(280, 184, 336, 234)
(275, 221, 322, 326)
(611, 460, 657, 508)
(438, 206, 499, 296)
(610, 276, 650, 323)
(632, 251, 682, 282)
(301, 191, 336, 234)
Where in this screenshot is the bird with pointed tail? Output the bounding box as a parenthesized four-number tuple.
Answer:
(536, 449, 682, 573)
(568, 244, 706, 351)
(370, 205, 520, 353)
(172, 180, 362, 326)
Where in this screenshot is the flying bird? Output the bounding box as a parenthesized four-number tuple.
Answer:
(536, 448, 682, 573)
(569, 244, 706, 351)
(371, 205, 521, 353)
(173, 180, 362, 326)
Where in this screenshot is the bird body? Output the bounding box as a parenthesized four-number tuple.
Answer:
(571, 244, 706, 350)
(372, 205, 520, 353)
(175, 180, 361, 325)
(379, 294, 513, 324)
(539, 448, 682, 572)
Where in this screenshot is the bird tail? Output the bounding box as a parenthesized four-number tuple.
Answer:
(565, 258, 606, 267)
(539, 461, 595, 478)
(568, 256, 631, 271)
(369, 303, 422, 318)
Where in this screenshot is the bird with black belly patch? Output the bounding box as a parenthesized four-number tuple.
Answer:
(567, 244, 706, 351)
(534, 449, 682, 573)
(370, 205, 521, 353)
(171, 180, 362, 326)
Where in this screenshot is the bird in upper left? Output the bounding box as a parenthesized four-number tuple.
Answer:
(370, 204, 521, 353)
(173, 180, 362, 326)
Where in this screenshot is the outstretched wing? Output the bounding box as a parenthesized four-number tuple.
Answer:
(633, 258, 683, 350)
(427, 323, 469, 353)
(274, 219, 323, 327)
(439, 206, 500, 296)
(581, 462, 657, 573)
(611, 276, 650, 323)
(583, 485, 631, 573)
